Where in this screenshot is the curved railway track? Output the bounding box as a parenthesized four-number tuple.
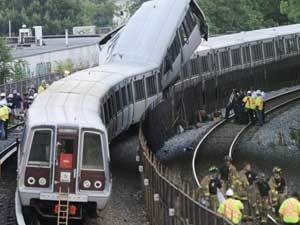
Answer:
(0, 122, 24, 225)
(192, 87, 300, 187)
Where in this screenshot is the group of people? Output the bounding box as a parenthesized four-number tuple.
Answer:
(0, 80, 48, 140)
(225, 88, 265, 126)
(197, 156, 300, 225)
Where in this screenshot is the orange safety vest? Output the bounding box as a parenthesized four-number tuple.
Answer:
(279, 197, 300, 223)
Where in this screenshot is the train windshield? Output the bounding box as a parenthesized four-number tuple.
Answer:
(82, 132, 104, 170)
(28, 129, 52, 166)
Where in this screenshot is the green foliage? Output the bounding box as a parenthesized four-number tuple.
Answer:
(11, 59, 28, 81)
(0, 0, 115, 35)
(197, 0, 290, 34)
(54, 58, 74, 75)
(280, 0, 300, 23)
(0, 38, 12, 84)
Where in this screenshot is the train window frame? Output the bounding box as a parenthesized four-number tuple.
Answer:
(157, 73, 162, 92)
(27, 128, 53, 167)
(103, 102, 109, 124)
(263, 42, 275, 59)
(80, 131, 105, 171)
(231, 48, 242, 66)
(276, 39, 285, 56)
(251, 43, 263, 62)
(127, 83, 133, 104)
(285, 38, 297, 54)
(220, 50, 230, 69)
(115, 89, 122, 112)
(121, 86, 128, 107)
(242, 46, 251, 63)
(185, 9, 196, 32)
(179, 24, 188, 46)
(200, 55, 209, 72)
(107, 97, 113, 119)
(134, 79, 145, 102)
(146, 75, 157, 97)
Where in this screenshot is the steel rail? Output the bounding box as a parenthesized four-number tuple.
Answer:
(192, 87, 300, 188)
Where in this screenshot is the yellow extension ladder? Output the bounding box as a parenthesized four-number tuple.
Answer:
(57, 187, 70, 225)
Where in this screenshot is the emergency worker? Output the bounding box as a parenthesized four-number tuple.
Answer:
(219, 156, 238, 190)
(38, 80, 47, 93)
(243, 91, 255, 124)
(269, 167, 287, 214)
(255, 91, 264, 126)
(255, 173, 272, 224)
(218, 189, 244, 225)
(208, 166, 222, 211)
(225, 89, 238, 119)
(279, 192, 300, 225)
(0, 103, 10, 139)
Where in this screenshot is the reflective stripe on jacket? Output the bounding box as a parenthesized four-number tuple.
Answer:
(218, 198, 244, 224)
(279, 197, 300, 223)
(243, 96, 256, 109)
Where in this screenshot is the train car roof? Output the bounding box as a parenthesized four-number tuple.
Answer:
(195, 23, 300, 52)
(100, 0, 191, 68)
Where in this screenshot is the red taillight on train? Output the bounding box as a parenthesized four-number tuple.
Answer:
(80, 171, 105, 191)
(25, 167, 50, 188)
(54, 204, 77, 215)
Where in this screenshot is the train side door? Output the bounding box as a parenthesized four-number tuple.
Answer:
(54, 128, 78, 193)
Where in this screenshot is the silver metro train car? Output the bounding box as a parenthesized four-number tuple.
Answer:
(16, 0, 208, 222)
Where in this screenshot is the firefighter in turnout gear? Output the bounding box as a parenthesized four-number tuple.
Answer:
(197, 166, 222, 210)
(219, 156, 238, 190)
(269, 166, 287, 215)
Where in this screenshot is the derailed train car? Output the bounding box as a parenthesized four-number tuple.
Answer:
(16, 0, 208, 223)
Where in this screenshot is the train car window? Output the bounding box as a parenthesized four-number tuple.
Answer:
(28, 130, 52, 166)
(107, 97, 113, 119)
(146, 75, 157, 97)
(251, 44, 263, 61)
(111, 95, 117, 116)
(201, 56, 209, 72)
(231, 48, 241, 66)
(168, 33, 181, 63)
(186, 9, 196, 32)
(286, 38, 297, 54)
(179, 25, 188, 45)
(121, 87, 128, 107)
(82, 132, 104, 170)
(115, 90, 121, 112)
(127, 84, 133, 104)
(157, 73, 162, 92)
(242, 46, 251, 63)
(134, 79, 145, 101)
(264, 42, 275, 59)
(103, 102, 109, 124)
(183, 17, 191, 37)
(276, 39, 285, 56)
(220, 51, 230, 69)
(191, 58, 198, 75)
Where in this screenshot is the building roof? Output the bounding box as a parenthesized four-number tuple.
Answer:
(11, 37, 101, 59)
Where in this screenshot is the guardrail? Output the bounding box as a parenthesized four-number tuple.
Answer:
(139, 126, 233, 225)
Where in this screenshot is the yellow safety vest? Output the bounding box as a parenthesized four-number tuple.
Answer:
(279, 197, 300, 223)
(255, 96, 264, 111)
(0, 105, 9, 121)
(38, 85, 45, 93)
(242, 96, 255, 109)
(218, 198, 244, 224)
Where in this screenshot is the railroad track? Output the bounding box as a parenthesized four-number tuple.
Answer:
(192, 87, 300, 187)
(0, 121, 25, 225)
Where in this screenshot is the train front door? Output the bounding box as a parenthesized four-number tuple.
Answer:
(54, 128, 78, 193)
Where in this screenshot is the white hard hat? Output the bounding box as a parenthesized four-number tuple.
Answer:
(247, 91, 251, 94)
(226, 188, 234, 197)
(0, 93, 6, 97)
(8, 94, 13, 98)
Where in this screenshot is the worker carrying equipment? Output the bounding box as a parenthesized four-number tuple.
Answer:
(279, 192, 300, 225)
(218, 188, 244, 224)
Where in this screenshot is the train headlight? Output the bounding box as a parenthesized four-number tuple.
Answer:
(83, 180, 91, 189)
(38, 177, 47, 186)
(94, 181, 102, 189)
(28, 177, 36, 185)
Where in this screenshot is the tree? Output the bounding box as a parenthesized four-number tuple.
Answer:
(0, 38, 12, 84)
(281, 0, 300, 23)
